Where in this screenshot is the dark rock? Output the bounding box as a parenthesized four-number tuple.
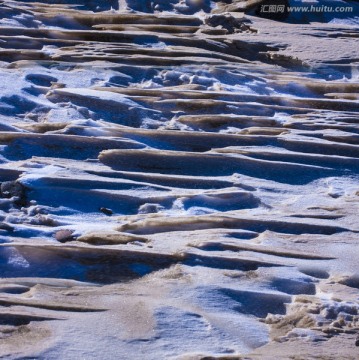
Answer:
(0, 222, 14, 232)
(0, 181, 28, 207)
(356, 335, 359, 346)
(205, 12, 253, 34)
(99, 207, 113, 216)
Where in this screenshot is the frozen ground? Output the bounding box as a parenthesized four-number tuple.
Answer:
(0, 0, 358, 359)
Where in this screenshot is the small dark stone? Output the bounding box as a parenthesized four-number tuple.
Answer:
(54, 229, 75, 243)
(355, 335, 359, 347)
(99, 207, 113, 216)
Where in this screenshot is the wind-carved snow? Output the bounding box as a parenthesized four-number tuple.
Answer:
(0, 0, 358, 359)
